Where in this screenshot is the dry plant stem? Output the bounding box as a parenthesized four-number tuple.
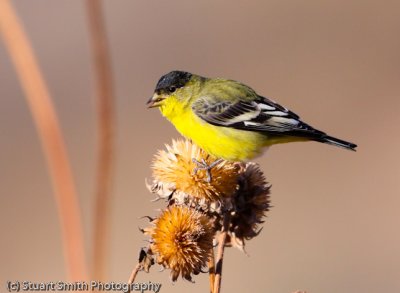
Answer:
(128, 263, 142, 284)
(86, 0, 116, 281)
(214, 213, 231, 293)
(208, 249, 216, 293)
(0, 0, 87, 280)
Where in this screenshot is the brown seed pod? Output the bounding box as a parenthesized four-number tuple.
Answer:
(226, 162, 271, 251)
(151, 139, 241, 203)
(144, 205, 215, 281)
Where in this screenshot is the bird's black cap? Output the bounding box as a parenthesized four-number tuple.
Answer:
(155, 71, 192, 93)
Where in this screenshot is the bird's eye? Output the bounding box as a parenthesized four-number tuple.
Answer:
(168, 86, 176, 93)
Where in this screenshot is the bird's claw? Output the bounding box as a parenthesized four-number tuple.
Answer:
(192, 158, 222, 183)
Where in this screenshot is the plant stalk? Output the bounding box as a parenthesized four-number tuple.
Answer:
(0, 0, 87, 280)
(85, 0, 116, 281)
(213, 212, 231, 293)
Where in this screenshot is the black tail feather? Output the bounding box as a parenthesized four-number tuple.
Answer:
(316, 135, 357, 151)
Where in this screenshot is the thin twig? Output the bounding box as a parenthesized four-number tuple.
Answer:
(127, 263, 141, 293)
(208, 249, 216, 293)
(214, 213, 231, 293)
(0, 0, 87, 280)
(128, 263, 142, 284)
(85, 0, 116, 281)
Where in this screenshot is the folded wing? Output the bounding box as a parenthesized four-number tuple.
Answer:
(193, 95, 323, 135)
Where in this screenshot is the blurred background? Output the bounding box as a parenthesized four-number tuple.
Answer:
(1, 0, 399, 292)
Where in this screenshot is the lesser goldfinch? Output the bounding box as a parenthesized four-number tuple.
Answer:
(147, 71, 357, 162)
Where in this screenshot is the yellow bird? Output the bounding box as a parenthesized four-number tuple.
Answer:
(147, 71, 356, 177)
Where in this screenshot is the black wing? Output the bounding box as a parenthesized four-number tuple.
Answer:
(193, 95, 324, 136)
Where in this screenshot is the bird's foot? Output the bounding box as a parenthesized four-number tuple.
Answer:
(192, 158, 223, 183)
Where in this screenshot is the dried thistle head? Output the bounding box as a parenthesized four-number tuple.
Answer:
(152, 139, 240, 202)
(144, 205, 214, 281)
(226, 162, 271, 250)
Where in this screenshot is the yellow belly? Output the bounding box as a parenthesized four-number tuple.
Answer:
(168, 109, 266, 161)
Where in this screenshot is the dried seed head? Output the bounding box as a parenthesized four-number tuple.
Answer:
(152, 139, 240, 202)
(227, 162, 271, 250)
(144, 205, 214, 281)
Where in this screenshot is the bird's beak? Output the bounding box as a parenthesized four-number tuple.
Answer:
(146, 93, 162, 108)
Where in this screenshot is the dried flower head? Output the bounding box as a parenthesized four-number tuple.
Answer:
(226, 162, 271, 250)
(152, 139, 240, 202)
(144, 205, 214, 281)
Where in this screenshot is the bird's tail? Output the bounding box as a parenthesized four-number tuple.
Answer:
(316, 135, 357, 151)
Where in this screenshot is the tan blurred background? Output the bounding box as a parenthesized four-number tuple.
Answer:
(1, 0, 399, 292)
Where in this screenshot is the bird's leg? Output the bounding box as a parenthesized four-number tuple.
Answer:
(192, 158, 209, 178)
(192, 158, 223, 182)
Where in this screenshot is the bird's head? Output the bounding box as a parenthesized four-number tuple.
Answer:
(147, 71, 196, 109)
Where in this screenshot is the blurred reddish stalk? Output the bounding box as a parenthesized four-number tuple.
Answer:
(0, 0, 87, 280)
(85, 0, 115, 281)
